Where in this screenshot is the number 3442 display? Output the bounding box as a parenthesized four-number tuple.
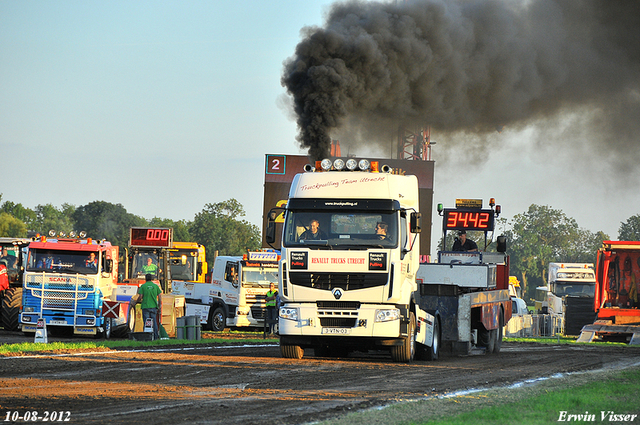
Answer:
(443, 210, 495, 232)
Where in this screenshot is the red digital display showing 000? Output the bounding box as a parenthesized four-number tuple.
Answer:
(443, 210, 495, 232)
(130, 227, 173, 248)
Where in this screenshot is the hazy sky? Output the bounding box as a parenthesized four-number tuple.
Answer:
(2, 1, 639, 255)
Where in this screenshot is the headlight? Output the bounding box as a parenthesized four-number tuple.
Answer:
(320, 159, 332, 171)
(237, 307, 250, 316)
(87, 318, 95, 325)
(84, 309, 96, 316)
(375, 309, 400, 323)
(333, 158, 345, 170)
(23, 307, 35, 313)
(346, 158, 358, 170)
(22, 316, 32, 322)
(279, 307, 299, 321)
(358, 159, 370, 171)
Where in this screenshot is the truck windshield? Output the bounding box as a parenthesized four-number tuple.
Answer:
(553, 283, 596, 297)
(0, 245, 20, 271)
(283, 210, 398, 248)
(26, 249, 100, 275)
(242, 269, 278, 288)
(169, 251, 197, 281)
(131, 252, 161, 278)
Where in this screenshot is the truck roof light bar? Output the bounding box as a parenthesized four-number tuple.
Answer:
(320, 159, 332, 171)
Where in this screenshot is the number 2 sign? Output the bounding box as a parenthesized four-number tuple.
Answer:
(266, 155, 286, 174)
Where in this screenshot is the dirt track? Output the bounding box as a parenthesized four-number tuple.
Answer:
(1, 330, 639, 425)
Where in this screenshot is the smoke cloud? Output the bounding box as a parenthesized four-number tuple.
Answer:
(282, 0, 640, 165)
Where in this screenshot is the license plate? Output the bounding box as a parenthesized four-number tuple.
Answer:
(321, 328, 351, 335)
(50, 320, 67, 325)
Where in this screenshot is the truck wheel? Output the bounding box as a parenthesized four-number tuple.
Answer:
(1, 287, 23, 331)
(493, 313, 504, 354)
(426, 317, 440, 361)
(210, 307, 226, 332)
(391, 311, 415, 362)
(281, 343, 304, 359)
(127, 305, 137, 333)
(477, 324, 495, 353)
(487, 328, 497, 353)
(102, 317, 112, 339)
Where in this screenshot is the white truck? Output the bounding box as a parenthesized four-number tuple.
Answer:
(171, 251, 279, 331)
(547, 262, 596, 335)
(265, 157, 438, 362)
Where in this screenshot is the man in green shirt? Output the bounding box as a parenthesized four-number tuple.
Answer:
(137, 274, 162, 339)
(141, 257, 159, 277)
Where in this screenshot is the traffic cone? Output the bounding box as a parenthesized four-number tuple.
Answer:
(34, 318, 48, 344)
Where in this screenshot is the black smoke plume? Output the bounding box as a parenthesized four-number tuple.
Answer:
(282, 0, 640, 164)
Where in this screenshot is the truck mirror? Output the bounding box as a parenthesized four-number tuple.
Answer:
(497, 235, 507, 253)
(410, 212, 422, 233)
(197, 262, 203, 275)
(105, 259, 113, 273)
(268, 210, 278, 221)
(265, 222, 276, 244)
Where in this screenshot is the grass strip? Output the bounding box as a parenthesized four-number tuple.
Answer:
(319, 367, 640, 425)
(0, 335, 278, 355)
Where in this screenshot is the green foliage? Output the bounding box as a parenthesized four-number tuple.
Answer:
(618, 214, 640, 241)
(191, 198, 261, 265)
(0, 212, 28, 237)
(31, 203, 76, 235)
(72, 201, 147, 247)
(1, 200, 36, 229)
(149, 217, 193, 242)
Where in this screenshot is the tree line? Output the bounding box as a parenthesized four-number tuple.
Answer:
(0, 195, 261, 268)
(2, 194, 640, 304)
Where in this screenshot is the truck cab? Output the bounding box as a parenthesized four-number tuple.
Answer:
(172, 251, 279, 331)
(20, 233, 122, 337)
(267, 158, 428, 362)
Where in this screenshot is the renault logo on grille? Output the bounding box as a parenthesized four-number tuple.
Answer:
(332, 288, 343, 300)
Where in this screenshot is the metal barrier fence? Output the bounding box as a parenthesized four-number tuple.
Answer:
(503, 314, 564, 338)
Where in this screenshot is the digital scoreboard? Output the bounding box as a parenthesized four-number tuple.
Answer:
(129, 227, 173, 248)
(443, 209, 495, 232)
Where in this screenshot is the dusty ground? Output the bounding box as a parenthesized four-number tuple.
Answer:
(1, 329, 639, 425)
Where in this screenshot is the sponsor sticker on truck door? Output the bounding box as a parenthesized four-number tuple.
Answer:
(369, 253, 387, 270)
(290, 252, 308, 270)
